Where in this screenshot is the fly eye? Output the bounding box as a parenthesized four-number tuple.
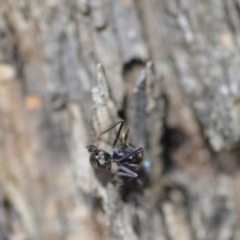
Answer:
(86, 145, 97, 152)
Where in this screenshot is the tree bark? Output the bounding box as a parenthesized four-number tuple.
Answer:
(1, 0, 240, 240)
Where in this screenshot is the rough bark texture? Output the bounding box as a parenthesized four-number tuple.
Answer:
(1, 0, 240, 240)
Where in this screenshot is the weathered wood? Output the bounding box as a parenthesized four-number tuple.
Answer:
(137, 0, 240, 152)
(1, 0, 240, 239)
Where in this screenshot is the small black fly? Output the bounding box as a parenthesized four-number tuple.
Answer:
(86, 120, 143, 178)
(86, 121, 151, 201)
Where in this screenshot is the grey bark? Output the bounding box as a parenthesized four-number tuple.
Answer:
(0, 0, 240, 240)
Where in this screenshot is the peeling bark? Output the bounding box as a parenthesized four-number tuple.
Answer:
(1, 0, 240, 240)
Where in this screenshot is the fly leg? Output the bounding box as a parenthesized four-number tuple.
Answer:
(96, 120, 124, 147)
(115, 147, 143, 163)
(118, 166, 138, 178)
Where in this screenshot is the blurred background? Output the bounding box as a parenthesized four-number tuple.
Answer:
(1, 0, 240, 239)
